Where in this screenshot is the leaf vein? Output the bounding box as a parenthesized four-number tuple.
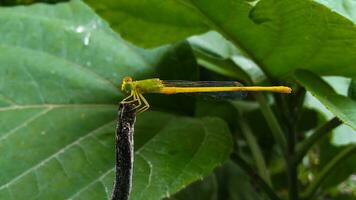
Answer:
(0, 104, 116, 112)
(0, 44, 118, 91)
(66, 167, 115, 200)
(0, 107, 53, 142)
(0, 120, 115, 190)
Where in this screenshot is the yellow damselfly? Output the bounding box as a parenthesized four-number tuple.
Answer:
(120, 76, 292, 113)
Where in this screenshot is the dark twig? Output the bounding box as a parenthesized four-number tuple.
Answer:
(111, 102, 137, 200)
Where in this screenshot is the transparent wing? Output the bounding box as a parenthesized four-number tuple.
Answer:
(162, 80, 248, 100)
(162, 80, 243, 87)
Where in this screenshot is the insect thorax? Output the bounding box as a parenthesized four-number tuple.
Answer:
(135, 78, 162, 93)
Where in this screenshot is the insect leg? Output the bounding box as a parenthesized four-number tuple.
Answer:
(121, 90, 139, 104)
(132, 91, 142, 111)
(136, 93, 150, 114)
(121, 90, 134, 102)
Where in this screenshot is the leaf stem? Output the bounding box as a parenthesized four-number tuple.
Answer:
(237, 116, 272, 186)
(254, 93, 287, 151)
(230, 153, 282, 200)
(296, 117, 341, 163)
(301, 145, 356, 199)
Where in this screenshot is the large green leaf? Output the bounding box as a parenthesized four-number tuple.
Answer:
(295, 70, 356, 131)
(0, 1, 232, 199)
(84, 0, 356, 79)
(70, 114, 232, 200)
(302, 76, 356, 146)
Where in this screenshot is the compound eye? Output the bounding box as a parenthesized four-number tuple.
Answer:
(121, 76, 133, 92)
(123, 76, 132, 83)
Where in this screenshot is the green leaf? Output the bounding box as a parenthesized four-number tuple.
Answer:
(0, 1, 232, 199)
(73, 114, 232, 200)
(295, 70, 356, 131)
(302, 76, 356, 146)
(84, 0, 210, 48)
(85, 0, 356, 78)
(195, 100, 240, 132)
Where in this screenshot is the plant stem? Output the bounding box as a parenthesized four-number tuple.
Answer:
(301, 145, 356, 200)
(286, 157, 298, 200)
(231, 153, 282, 200)
(287, 87, 306, 125)
(254, 93, 287, 151)
(275, 93, 300, 200)
(296, 117, 341, 163)
(286, 129, 298, 200)
(237, 116, 272, 186)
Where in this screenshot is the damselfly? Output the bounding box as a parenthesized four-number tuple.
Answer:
(120, 76, 292, 113)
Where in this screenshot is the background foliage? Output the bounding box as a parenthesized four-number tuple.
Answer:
(0, 0, 355, 200)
